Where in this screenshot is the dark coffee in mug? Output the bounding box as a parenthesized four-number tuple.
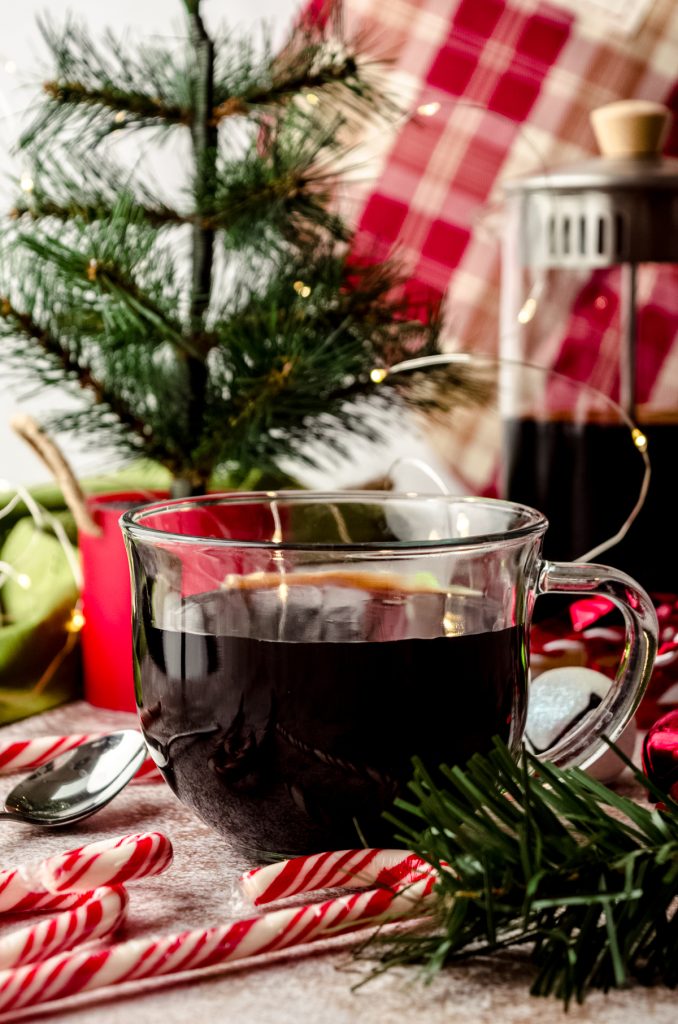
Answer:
(136, 571, 527, 856)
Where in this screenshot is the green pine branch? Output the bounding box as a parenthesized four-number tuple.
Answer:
(21, 18, 192, 147)
(41, 80, 186, 126)
(15, 110, 353, 252)
(10, 152, 187, 231)
(12, 132, 347, 249)
(213, 48, 379, 124)
(0, 276, 195, 475)
(213, 111, 352, 250)
(361, 739, 678, 1006)
(1, 212, 200, 475)
(22, 16, 389, 149)
(211, 17, 390, 124)
(12, 193, 185, 232)
(19, 234, 184, 342)
(0, 297, 162, 456)
(386, 358, 500, 417)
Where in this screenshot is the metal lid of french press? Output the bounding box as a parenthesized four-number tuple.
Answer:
(504, 101, 678, 266)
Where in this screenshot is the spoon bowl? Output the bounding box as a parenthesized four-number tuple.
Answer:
(1, 731, 147, 826)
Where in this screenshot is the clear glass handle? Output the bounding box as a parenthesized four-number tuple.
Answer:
(534, 560, 658, 769)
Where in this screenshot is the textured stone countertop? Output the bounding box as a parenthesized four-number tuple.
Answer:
(0, 702, 676, 1024)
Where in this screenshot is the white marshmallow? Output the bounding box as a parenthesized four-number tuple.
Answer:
(526, 666, 637, 783)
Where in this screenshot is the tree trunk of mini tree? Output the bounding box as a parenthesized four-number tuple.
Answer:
(181, 0, 218, 498)
(170, 476, 207, 498)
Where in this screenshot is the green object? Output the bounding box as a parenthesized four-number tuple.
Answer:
(363, 739, 678, 1006)
(0, 0, 438, 496)
(0, 518, 81, 724)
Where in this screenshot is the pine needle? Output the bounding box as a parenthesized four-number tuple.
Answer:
(363, 739, 678, 1006)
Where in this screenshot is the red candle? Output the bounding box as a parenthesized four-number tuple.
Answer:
(79, 492, 166, 711)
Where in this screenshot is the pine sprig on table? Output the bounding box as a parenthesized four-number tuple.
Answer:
(366, 739, 678, 1006)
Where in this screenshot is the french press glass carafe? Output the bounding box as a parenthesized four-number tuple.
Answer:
(500, 101, 678, 592)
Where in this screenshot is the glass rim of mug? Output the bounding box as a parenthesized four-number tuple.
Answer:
(120, 490, 549, 552)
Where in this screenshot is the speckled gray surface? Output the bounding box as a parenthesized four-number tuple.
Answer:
(0, 702, 675, 1023)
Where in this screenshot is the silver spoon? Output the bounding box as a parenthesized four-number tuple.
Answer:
(0, 731, 147, 826)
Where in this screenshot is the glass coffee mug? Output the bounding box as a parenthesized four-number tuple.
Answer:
(121, 492, 657, 856)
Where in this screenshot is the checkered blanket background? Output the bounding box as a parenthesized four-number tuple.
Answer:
(306, 0, 678, 728)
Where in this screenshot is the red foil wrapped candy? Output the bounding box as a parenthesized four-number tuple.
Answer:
(642, 709, 678, 801)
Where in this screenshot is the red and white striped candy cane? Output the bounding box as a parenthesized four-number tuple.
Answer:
(0, 735, 97, 775)
(0, 870, 89, 916)
(40, 831, 173, 893)
(0, 832, 172, 912)
(0, 876, 435, 1013)
(241, 848, 435, 906)
(0, 734, 163, 784)
(131, 758, 163, 784)
(0, 886, 128, 970)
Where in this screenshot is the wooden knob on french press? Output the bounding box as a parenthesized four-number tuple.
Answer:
(590, 100, 671, 158)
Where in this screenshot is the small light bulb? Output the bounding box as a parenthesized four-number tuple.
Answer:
(66, 609, 86, 633)
(293, 280, 311, 298)
(20, 172, 34, 193)
(370, 367, 388, 384)
(417, 101, 440, 117)
(114, 111, 126, 124)
(443, 612, 464, 636)
(305, 92, 319, 106)
(517, 297, 537, 324)
(632, 428, 647, 452)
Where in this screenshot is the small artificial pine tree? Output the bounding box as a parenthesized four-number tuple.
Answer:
(0, 0, 437, 496)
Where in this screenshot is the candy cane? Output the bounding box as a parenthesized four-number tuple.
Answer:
(130, 758, 163, 784)
(0, 735, 97, 775)
(40, 832, 173, 893)
(0, 876, 435, 1013)
(0, 734, 162, 784)
(241, 848, 435, 906)
(0, 832, 172, 914)
(0, 871, 90, 916)
(0, 887, 127, 971)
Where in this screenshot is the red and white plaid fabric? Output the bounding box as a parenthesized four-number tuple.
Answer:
(310, 0, 678, 411)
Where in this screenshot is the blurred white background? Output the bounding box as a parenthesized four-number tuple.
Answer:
(0, 0, 297, 485)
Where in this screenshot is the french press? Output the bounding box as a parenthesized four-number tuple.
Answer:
(500, 100, 678, 592)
